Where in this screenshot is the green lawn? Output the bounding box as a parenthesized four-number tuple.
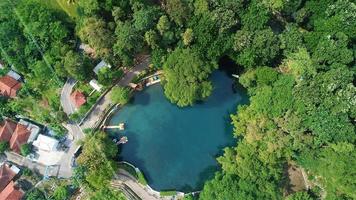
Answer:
(39, 0, 78, 18)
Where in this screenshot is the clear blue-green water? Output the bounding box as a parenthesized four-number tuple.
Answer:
(108, 71, 248, 192)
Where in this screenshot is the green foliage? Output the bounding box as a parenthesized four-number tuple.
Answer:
(137, 171, 148, 185)
(51, 185, 69, 200)
(98, 67, 123, 86)
(163, 48, 216, 107)
(64, 50, 91, 81)
(286, 191, 314, 200)
(298, 146, 356, 199)
(20, 144, 32, 156)
(78, 17, 115, 59)
(182, 28, 194, 46)
(89, 187, 125, 200)
(233, 29, 280, 68)
(76, 132, 118, 189)
(160, 190, 176, 196)
(164, 0, 191, 26)
(133, 4, 162, 32)
(114, 21, 143, 66)
(0, 141, 9, 154)
(157, 15, 171, 35)
(25, 188, 47, 200)
(111, 86, 131, 105)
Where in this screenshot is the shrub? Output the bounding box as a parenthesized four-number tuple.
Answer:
(110, 86, 131, 105)
(20, 144, 32, 156)
(0, 141, 9, 154)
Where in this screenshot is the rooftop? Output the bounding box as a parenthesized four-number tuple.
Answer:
(70, 90, 86, 109)
(0, 164, 16, 192)
(0, 181, 23, 200)
(93, 60, 111, 74)
(0, 75, 21, 98)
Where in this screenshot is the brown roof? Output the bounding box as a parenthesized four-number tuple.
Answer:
(0, 119, 31, 153)
(0, 165, 16, 192)
(70, 90, 86, 108)
(0, 181, 23, 200)
(9, 124, 30, 153)
(0, 120, 17, 142)
(0, 75, 21, 98)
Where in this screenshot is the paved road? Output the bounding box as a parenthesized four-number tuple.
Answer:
(60, 78, 77, 115)
(80, 56, 150, 130)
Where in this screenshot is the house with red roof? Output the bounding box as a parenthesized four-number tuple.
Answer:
(0, 181, 23, 200)
(70, 90, 86, 109)
(0, 163, 23, 200)
(0, 164, 16, 192)
(0, 119, 31, 153)
(0, 75, 21, 98)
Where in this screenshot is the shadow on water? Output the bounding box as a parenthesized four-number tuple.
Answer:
(132, 90, 151, 106)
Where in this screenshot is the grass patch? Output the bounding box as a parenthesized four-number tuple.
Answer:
(137, 171, 148, 186)
(37, 0, 78, 18)
(160, 190, 177, 196)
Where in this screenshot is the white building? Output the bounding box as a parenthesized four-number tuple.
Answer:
(7, 70, 21, 81)
(33, 134, 59, 152)
(89, 79, 103, 92)
(93, 60, 111, 75)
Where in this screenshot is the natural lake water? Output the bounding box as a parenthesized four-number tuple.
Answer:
(107, 70, 248, 192)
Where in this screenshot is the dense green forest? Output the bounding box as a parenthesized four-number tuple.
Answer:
(0, 0, 355, 199)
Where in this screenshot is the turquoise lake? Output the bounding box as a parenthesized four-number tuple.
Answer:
(108, 70, 248, 191)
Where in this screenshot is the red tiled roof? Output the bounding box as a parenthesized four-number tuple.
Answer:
(0, 165, 16, 192)
(70, 90, 86, 108)
(0, 120, 17, 142)
(0, 181, 23, 200)
(9, 124, 30, 153)
(0, 75, 21, 98)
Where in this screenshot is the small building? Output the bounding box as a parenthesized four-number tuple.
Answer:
(33, 134, 59, 152)
(0, 119, 31, 153)
(93, 60, 111, 75)
(6, 70, 21, 81)
(70, 90, 86, 109)
(89, 79, 103, 92)
(0, 75, 21, 98)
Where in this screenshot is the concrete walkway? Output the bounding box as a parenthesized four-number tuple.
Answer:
(80, 56, 150, 130)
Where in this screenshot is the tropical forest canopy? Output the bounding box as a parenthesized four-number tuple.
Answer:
(0, 0, 355, 199)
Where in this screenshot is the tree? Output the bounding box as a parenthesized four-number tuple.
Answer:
(78, 17, 115, 59)
(156, 15, 171, 35)
(286, 191, 314, 200)
(25, 188, 47, 200)
(89, 187, 125, 200)
(0, 141, 9, 154)
(144, 30, 159, 49)
(64, 51, 91, 81)
(164, 0, 191, 26)
(114, 21, 143, 66)
(111, 86, 131, 105)
(133, 4, 162, 32)
(233, 29, 280, 68)
(20, 144, 31, 157)
(77, 132, 118, 189)
(52, 185, 69, 200)
(163, 48, 216, 107)
(182, 28, 194, 46)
